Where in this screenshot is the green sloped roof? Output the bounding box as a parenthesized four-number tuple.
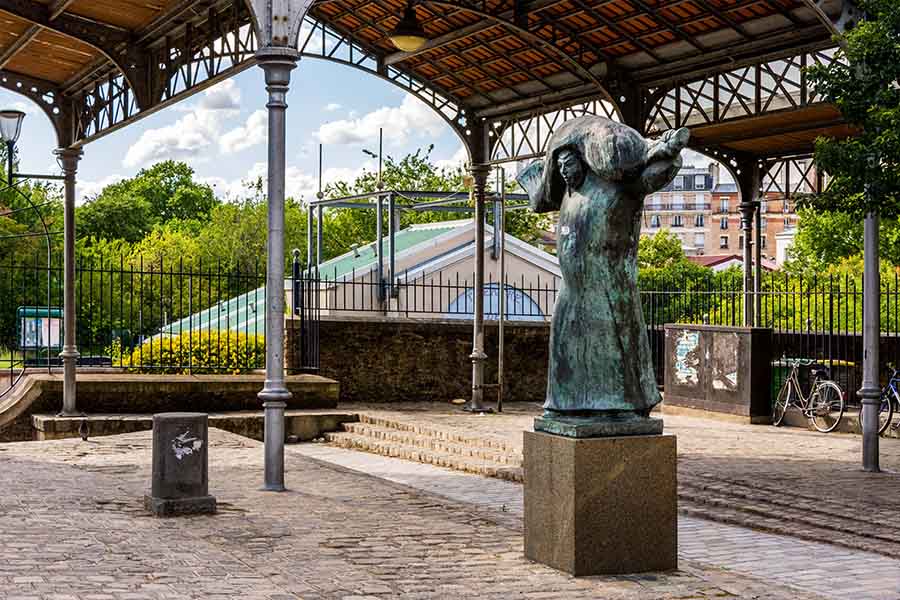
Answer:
(318, 223, 462, 280)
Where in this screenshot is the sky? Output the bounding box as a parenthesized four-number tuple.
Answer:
(1, 58, 716, 205)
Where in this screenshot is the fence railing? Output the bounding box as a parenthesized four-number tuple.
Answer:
(3, 254, 898, 408)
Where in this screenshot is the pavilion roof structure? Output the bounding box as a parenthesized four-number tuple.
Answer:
(0, 0, 856, 166)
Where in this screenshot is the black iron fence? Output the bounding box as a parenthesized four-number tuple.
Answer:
(2, 253, 896, 409)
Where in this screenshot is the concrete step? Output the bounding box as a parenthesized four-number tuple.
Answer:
(341, 421, 522, 466)
(324, 431, 524, 482)
(357, 414, 520, 453)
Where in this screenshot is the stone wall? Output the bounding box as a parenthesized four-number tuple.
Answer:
(288, 316, 551, 404)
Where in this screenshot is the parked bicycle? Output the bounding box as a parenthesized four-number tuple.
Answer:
(857, 366, 900, 435)
(773, 359, 845, 432)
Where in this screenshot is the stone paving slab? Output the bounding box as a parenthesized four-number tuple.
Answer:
(295, 443, 900, 600)
(336, 402, 900, 557)
(0, 429, 827, 600)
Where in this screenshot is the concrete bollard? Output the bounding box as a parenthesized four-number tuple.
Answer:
(144, 412, 216, 517)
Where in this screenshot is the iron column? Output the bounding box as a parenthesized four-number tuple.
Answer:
(860, 205, 880, 472)
(56, 147, 82, 417)
(257, 47, 298, 492)
(754, 197, 762, 326)
(468, 164, 491, 412)
(737, 161, 761, 328)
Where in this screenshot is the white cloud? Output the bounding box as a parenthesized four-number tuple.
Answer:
(202, 161, 375, 203)
(219, 109, 267, 154)
(76, 174, 124, 205)
(435, 145, 469, 172)
(315, 94, 446, 146)
(123, 80, 241, 168)
(324, 103, 342, 112)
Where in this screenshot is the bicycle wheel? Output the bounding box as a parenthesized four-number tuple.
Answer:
(858, 391, 894, 436)
(810, 381, 845, 433)
(773, 379, 792, 426)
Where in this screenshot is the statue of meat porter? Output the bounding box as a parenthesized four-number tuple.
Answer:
(517, 116, 689, 436)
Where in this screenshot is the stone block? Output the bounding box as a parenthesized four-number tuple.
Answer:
(144, 412, 216, 517)
(524, 431, 676, 575)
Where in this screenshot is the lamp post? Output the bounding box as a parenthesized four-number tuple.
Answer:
(0, 110, 76, 415)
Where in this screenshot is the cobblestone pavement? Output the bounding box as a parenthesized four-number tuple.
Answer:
(1, 429, 831, 600)
(337, 402, 900, 557)
(296, 443, 900, 600)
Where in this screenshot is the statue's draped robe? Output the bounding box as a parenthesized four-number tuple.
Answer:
(519, 117, 685, 415)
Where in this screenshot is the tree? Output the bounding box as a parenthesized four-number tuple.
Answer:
(804, 1, 900, 217)
(638, 230, 685, 270)
(78, 161, 218, 242)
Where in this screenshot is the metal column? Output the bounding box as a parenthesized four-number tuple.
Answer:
(737, 161, 761, 328)
(56, 148, 82, 417)
(376, 193, 384, 303)
(860, 207, 881, 472)
(468, 164, 491, 412)
(389, 193, 396, 295)
(754, 200, 762, 326)
(256, 47, 298, 492)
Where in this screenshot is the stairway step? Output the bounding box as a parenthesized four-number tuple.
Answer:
(341, 422, 522, 466)
(324, 431, 524, 482)
(357, 414, 520, 454)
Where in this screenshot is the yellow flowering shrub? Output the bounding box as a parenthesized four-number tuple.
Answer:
(121, 330, 264, 374)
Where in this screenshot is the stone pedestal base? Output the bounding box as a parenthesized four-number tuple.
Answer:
(143, 494, 216, 517)
(524, 431, 677, 576)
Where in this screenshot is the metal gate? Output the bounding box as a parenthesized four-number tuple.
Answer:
(291, 252, 320, 373)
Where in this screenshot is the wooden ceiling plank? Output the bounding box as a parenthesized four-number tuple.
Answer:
(0, 23, 40, 69)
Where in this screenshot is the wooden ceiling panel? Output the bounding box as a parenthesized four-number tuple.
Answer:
(65, 0, 183, 31)
(0, 13, 33, 57)
(6, 28, 97, 82)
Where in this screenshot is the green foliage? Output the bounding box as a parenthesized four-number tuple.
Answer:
(118, 330, 265, 374)
(78, 161, 218, 242)
(804, 1, 900, 217)
(638, 230, 685, 270)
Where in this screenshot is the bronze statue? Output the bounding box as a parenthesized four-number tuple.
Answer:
(517, 116, 689, 437)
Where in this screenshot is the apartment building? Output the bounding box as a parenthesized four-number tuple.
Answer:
(640, 164, 716, 256)
(709, 184, 799, 259)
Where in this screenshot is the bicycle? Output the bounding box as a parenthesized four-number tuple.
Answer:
(857, 367, 900, 436)
(773, 359, 845, 433)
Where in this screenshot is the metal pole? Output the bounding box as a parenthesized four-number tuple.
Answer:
(497, 168, 506, 413)
(754, 197, 762, 326)
(316, 144, 323, 267)
(256, 47, 298, 492)
(389, 193, 396, 296)
(861, 206, 881, 472)
(376, 193, 384, 304)
(468, 164, 491, 412)
(307, 205, 314, 270)
(56, 148, 82, 417)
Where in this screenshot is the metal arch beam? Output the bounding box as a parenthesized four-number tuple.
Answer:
(0, 0, 150, 107)
(801, 0, 865, 36)
(0, 70, 68, 146)
(421, 0, 608, 91)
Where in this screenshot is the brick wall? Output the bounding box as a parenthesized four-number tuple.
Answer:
(288, 316, 551, 404)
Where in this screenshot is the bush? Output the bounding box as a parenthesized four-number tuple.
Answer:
(120, 330, 265, 374)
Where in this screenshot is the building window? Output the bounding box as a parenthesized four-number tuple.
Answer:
(695, 175, 705, 190)
(694, 233, 705, 247)
(761, 235, 767, 249)
(739, 236, 744, 250)
(673, 176, 684, 190)
(720, 217, 728, 230)
(782, 200, 790, 213)
(720, 198, 729, 213)
(650, 215, 661, 228)
(760, 200, 768, 213)
(673, 194, 684, 210)
(695, 214, 705, 227)
(784, 218, 790, 227)
(719, 236, 729, 249)
(673, 215, 683, 227)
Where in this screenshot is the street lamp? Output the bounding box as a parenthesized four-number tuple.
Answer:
(0, 109, 25, 181)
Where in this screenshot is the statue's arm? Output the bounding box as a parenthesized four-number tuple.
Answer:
(516, 161, 561, 213)
(634, 127, 690, 194)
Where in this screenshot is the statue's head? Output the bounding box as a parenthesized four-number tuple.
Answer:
(556, 148, 585, 191)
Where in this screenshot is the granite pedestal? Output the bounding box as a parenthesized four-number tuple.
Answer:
(144, 412, 216, 517)
(524, 430, 677, 575)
